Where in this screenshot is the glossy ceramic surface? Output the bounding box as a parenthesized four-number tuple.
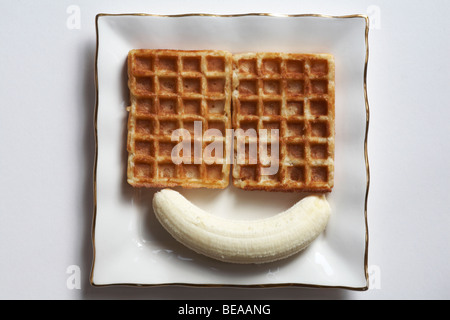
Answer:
(91, 13, 369, 289)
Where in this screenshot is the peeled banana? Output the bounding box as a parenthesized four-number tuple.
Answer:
(152, 189, 331, 264)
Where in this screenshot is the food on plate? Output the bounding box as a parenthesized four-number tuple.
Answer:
(126, 50, 336, 264)
(152, 188, 331, 264)
(126, 49, 232, 189)
(231, 52, 335, 192)
(126, 50, 335, 192)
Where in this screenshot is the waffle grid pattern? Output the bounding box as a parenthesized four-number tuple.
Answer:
(126, 50, 335, 192)
(231, 53, 335, 192)
(127, 49, 232, 188)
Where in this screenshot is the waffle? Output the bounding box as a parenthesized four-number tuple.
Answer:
(231, 52, 335, 192)
(126, 49, 232, 189)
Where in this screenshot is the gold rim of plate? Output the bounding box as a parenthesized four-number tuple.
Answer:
(90, 13, 371, 291)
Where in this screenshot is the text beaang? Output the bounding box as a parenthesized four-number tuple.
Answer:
(223, 304, 271, 315)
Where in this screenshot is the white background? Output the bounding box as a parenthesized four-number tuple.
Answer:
(0, 0, 449, 300)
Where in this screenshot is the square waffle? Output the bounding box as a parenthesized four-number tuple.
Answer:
(126, 49, 232, 189)
(231, 52, 335, 192)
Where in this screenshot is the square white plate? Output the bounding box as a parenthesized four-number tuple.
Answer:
(91, 13, 370, 290)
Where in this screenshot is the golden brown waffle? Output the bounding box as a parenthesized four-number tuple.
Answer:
(231, 52, 335, 192)
(126, 49, 232, 189)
